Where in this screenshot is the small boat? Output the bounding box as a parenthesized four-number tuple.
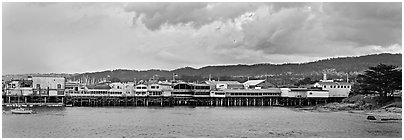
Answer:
(65, 104, 73, 107)
(11, 108, 33, 114)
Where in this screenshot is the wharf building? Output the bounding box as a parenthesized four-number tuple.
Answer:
(4, 76, 66, 106)
(2, 76, 353, 107)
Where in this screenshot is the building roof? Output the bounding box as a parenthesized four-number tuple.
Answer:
(316, 82, 351, 86)
(190, 83, 210, 86)
(205, 81, 242, 85)
(222, 88, 281, 93)
(289, 88, 326, 91)
(135, 84, 148, 87)
(243, 80, 265, 86)
(32, 76, 65, 79)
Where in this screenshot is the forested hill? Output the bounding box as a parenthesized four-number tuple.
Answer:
(68, 53, 401, 82)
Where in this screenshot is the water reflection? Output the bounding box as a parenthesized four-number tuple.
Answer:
(2, 107, 402, 138)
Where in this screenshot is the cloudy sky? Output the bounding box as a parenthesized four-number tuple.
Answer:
(2, 2, 402, 74)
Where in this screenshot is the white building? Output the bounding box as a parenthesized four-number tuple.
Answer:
(243, 80, 276, 89)
(108, 82, 124, 97)
(134, 84, 148, 96)
(205, 81, 244, 90)
(122, 82, 135, 96)
(313, 82, 351, 97)
(148, 83, 163, 96)
(32, 77, 65, 96)
(281, 88, 329, 98)
(159, 83, 173, 97)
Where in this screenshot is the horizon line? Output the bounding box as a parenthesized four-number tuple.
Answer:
(2, 52, 401, 76)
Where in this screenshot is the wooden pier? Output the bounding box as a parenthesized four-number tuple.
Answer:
(3, 94, 344, 107)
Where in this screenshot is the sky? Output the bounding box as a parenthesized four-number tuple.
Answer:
(2, 2, 402, 74)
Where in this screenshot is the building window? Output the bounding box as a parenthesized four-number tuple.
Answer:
(37, 84, 41, 89)
(57, 84, 61, 89)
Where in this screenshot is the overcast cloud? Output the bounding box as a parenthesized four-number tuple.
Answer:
(2, 2, 402, 74)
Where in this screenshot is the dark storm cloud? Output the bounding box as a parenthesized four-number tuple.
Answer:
(125, 2, 401, 56)
(124, 2, 314, 30)
(2, 2, 402, 74)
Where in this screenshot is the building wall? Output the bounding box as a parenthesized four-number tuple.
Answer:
(7, 81, 20, 89)
(306, 91, 329, 98)
(134, 84, 148, 96)
(210, 91, 226, 97)
(32, 77, 65, 89)
(328, 88, 350, 97)
(8, 88, 33, 96)
(281, 88, 305, 97)
(280, 88, 291, 97)
(160, 85, 172, 97)
(122, 83, 134, 96)
(288, 91, 306, 98)
(314, 82, 351, 98)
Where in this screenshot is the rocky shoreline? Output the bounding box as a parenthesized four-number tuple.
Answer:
(295, 102, 402, 121)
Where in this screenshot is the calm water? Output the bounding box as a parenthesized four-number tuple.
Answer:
(2, 106, 402, 138)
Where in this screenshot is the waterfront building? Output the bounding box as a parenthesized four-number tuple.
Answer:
(224, 88, 281, 97)
(5, 79, 33, 96)
(205, 81, 244, 90)
(148, 83, 163, 97)
(32, 76, 65, 96)
(86, 84, 111, 97)
(172, 82, 193, 97)
(313, 82, 351, 97)
(243, 80, 277, 89)
(281, 88, 329, 98)
(134, 84, 148, 96)
(65, 82, 86, 96)
(122, 82, 135, 96)
(210, 90, 226, 98)
(159, 83, 173, 97)
(108, 82, 124, 97)
(191, 83, 211, 97)
(313, 73, 352, 98)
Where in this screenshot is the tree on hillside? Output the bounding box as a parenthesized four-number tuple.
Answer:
(356, 64, 402, 97)
(109, 77, 121, 82)
(296, 77, 314, 86)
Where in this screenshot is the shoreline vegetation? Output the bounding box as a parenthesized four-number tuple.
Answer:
(295, 95, 402, 121)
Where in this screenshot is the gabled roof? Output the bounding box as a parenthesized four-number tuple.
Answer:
(190, 83, 210, 87)
(243, 80, 265, 86)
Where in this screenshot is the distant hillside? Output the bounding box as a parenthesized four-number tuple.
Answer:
(2, 73, 76, 82)
(67, 53, 401, 83)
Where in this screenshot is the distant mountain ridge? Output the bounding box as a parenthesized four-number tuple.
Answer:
(3, 53, 402, 83)
(67, 53, 401, 82)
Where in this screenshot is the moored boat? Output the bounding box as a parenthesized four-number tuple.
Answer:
(11, 108, 33, 114)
